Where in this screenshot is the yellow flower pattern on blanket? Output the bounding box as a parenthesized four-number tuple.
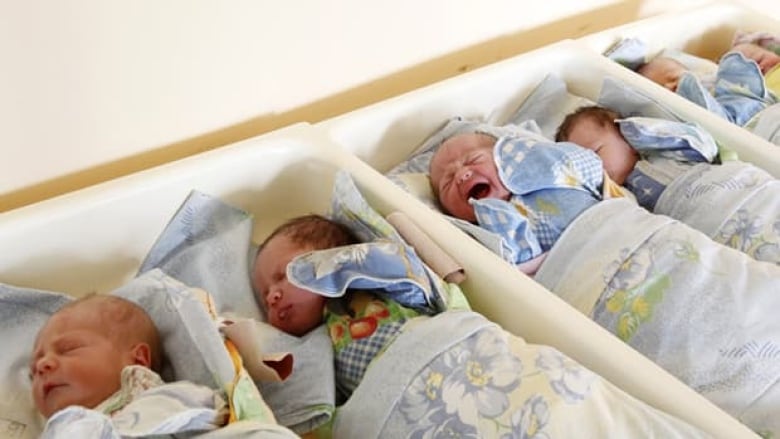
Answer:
(606, 274, 669, 342)
(598, 244, 675, 343)
(398, 329, 597, 437)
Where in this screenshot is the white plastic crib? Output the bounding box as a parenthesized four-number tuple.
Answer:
(580, 0, 780, 64)
(0, 123, 756, 437)
(316, 39, 778, 437)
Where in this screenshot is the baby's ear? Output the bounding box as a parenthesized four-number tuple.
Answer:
(129, 343, 152, 368)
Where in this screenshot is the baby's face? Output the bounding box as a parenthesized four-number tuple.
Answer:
(733, 43, 780, 75)
(31, 305, 134, 418)
(253, 234, 327, 336)
(565, 117, 638, 185)
(640, 57, 688, 91)
(429, 133, 511, 222)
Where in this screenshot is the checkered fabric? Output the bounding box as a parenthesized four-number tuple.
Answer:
(335, 320, 404, 397)
(473, 136, 604, 264)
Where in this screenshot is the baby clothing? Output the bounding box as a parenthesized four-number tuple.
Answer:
(617, 117, 719, 211)
(325, 291, 422, 400)
(94, 365, 165, 415)
(471, 133, 605, 265)
(41, 365, 229, 437)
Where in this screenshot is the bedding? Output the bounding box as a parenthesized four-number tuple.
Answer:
(676, 52, 778, 127)
(533, 197, 780, 436)
(139, 190, 261, 321)
(42, 406, 297, 439)
(311, 171, 705, 438)
(507, 73, 595, 140)
(331, 309, 708, 438)
(655, 160, 780, 264)
(134, 175, 711, 438)
(138, 190, 337, 434)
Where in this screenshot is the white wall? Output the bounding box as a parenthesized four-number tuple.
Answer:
(0, 0, 777, 211)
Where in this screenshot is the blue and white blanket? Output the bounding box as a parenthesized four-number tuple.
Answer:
(677, 52, 778, 127)
(42, 404, 297, 439)
(656, 161, 780, 264)
(603, 36, 780, 140)
(615, 117, 780, 264)
(472, 136, 604, 265)
(332, 310, 708, 438)
(534, 198, 780, 437)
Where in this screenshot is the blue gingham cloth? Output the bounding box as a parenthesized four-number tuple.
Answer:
(333, 320, 405, 398)
(472, 135, 603, 264)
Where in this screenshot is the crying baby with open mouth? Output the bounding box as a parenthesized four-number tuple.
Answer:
(429, 132, 512, 223)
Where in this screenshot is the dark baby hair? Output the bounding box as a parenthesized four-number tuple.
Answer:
(260, 214, 360, 251)
(555, 105, 621, 142)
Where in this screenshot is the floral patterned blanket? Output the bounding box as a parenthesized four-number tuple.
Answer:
(535, 198, 780, 437)
(332, 310, 707, 438)
(656, 160, 780, 264)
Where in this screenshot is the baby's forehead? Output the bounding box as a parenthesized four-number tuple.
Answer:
(571, 113, 609, 129)
(35, 310, 97, 343)
(650, 57, 687, 71)
(440, 132, 494, 153)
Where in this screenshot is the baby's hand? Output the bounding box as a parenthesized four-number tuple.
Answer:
(733, 43, 780, 74)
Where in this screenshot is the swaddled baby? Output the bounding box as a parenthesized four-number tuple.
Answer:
(31, 294, 233, 436)
(252, 214, 428, 398)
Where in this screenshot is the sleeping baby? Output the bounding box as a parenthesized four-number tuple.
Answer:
(637, 43, 779, 127)
(556, 104, 780, 264)
(252, 214, 428, 398)
(30, 294, 237, 436)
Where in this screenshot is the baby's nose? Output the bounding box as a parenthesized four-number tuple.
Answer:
(457, 169, 473, 185)
(266, 290, 283, 307)
(34, 356, 56, 375)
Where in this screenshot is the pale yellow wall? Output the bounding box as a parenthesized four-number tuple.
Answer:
(0, 0, 777, 212)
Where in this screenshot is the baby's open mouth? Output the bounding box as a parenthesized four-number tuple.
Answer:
(468, 183, 490, 200)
